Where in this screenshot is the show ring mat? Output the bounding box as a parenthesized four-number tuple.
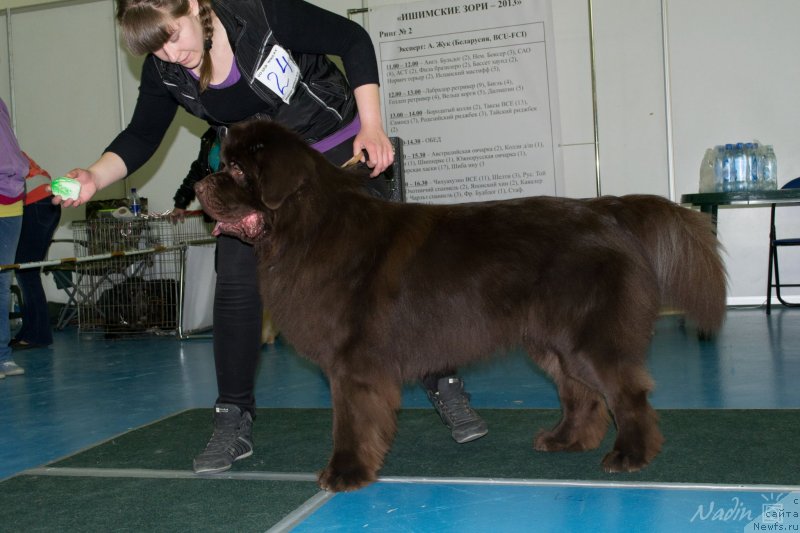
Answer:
(4, 409, 799, 531)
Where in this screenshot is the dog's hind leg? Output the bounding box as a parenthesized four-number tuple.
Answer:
(318, 365, 402, 492)
(531, 352, 610, 452)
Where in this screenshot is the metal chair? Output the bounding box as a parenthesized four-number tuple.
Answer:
(9, 284, 22, 320)
(46, 263, 86, 330)
(766, 176, 800, 314)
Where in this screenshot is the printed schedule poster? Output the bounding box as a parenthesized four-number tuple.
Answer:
(367, 0, 562, 204)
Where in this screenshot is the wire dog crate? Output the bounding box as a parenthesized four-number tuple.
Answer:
(71, 214, 214, 336)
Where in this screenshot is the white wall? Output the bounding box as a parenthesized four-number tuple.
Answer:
(1, 0, 798, 305)
(665, 0, 800, 304)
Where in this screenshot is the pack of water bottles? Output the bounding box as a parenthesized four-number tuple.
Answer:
(707, 142, 778, 193)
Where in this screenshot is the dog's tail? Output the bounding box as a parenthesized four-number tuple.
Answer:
(598, 195, 728, 335)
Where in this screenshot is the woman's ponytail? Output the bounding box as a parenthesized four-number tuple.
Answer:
(197, 0, 214, 91)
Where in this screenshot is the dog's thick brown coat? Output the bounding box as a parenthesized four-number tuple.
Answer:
(195, 120, 727, 492)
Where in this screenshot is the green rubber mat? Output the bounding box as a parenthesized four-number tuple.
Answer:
(1, 476, 319, 532)
(5, 408, 798, 531)
(50, 408, 800, 485)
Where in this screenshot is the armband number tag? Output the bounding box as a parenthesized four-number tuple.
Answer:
(255, 45, 299, 104)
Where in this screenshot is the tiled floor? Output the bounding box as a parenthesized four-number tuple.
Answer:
(2, 307, 799, 531)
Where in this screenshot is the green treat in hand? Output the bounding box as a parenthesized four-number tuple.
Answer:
(51, 176, 82, 201)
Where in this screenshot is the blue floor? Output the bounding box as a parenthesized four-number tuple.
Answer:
(294, 483, 796, 533)
(2, 307, 799, 531)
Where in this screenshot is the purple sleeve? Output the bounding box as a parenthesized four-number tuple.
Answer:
(0, 98, 28, 202)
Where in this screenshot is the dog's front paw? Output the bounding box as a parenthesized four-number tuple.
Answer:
(601, 449, 649, 473)
(318, 457, 376, 492)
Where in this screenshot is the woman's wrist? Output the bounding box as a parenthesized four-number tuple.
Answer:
(88, 152, 128, 191)
(353, 84, 385, 131)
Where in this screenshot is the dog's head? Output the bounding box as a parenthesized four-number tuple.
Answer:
(194, 119, 320, 244)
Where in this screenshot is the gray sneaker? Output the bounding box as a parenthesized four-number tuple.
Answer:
(193, 403, 254, 474)
(427, 377, 488, 443)
(0, 361, 24, 377)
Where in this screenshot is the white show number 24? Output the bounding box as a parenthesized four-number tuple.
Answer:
(255, 45, 299, 104)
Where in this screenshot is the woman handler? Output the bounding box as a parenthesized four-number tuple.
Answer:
(57, 0, 486, 475)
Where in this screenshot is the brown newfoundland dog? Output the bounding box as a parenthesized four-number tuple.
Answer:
(195, 119, 726, 492)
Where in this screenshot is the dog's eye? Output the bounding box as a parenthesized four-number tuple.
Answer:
(228, 161, 245, 181)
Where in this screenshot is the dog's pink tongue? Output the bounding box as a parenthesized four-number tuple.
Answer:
(212, 212, 264, 241)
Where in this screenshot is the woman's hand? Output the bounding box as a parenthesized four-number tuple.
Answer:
(168, 207, 187, 223)
(353, 84, 394, 177)
(353, 124, 394, 177)
(52, 168, 98, 207)
(52, 152, 128, 207)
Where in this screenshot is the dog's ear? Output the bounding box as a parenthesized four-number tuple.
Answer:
(259, 150, 314, 210)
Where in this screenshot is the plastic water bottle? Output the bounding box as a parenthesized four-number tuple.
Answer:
(130, 187, 142, 217)
(745, 142, 759, 190)
(712, 146, 724, 192)
(732, 143, 749, 192)
(717, 144, 733, 192)
(760, 146, 778, 190)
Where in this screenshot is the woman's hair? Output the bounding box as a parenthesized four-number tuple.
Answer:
(116, 0, 215, 91)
